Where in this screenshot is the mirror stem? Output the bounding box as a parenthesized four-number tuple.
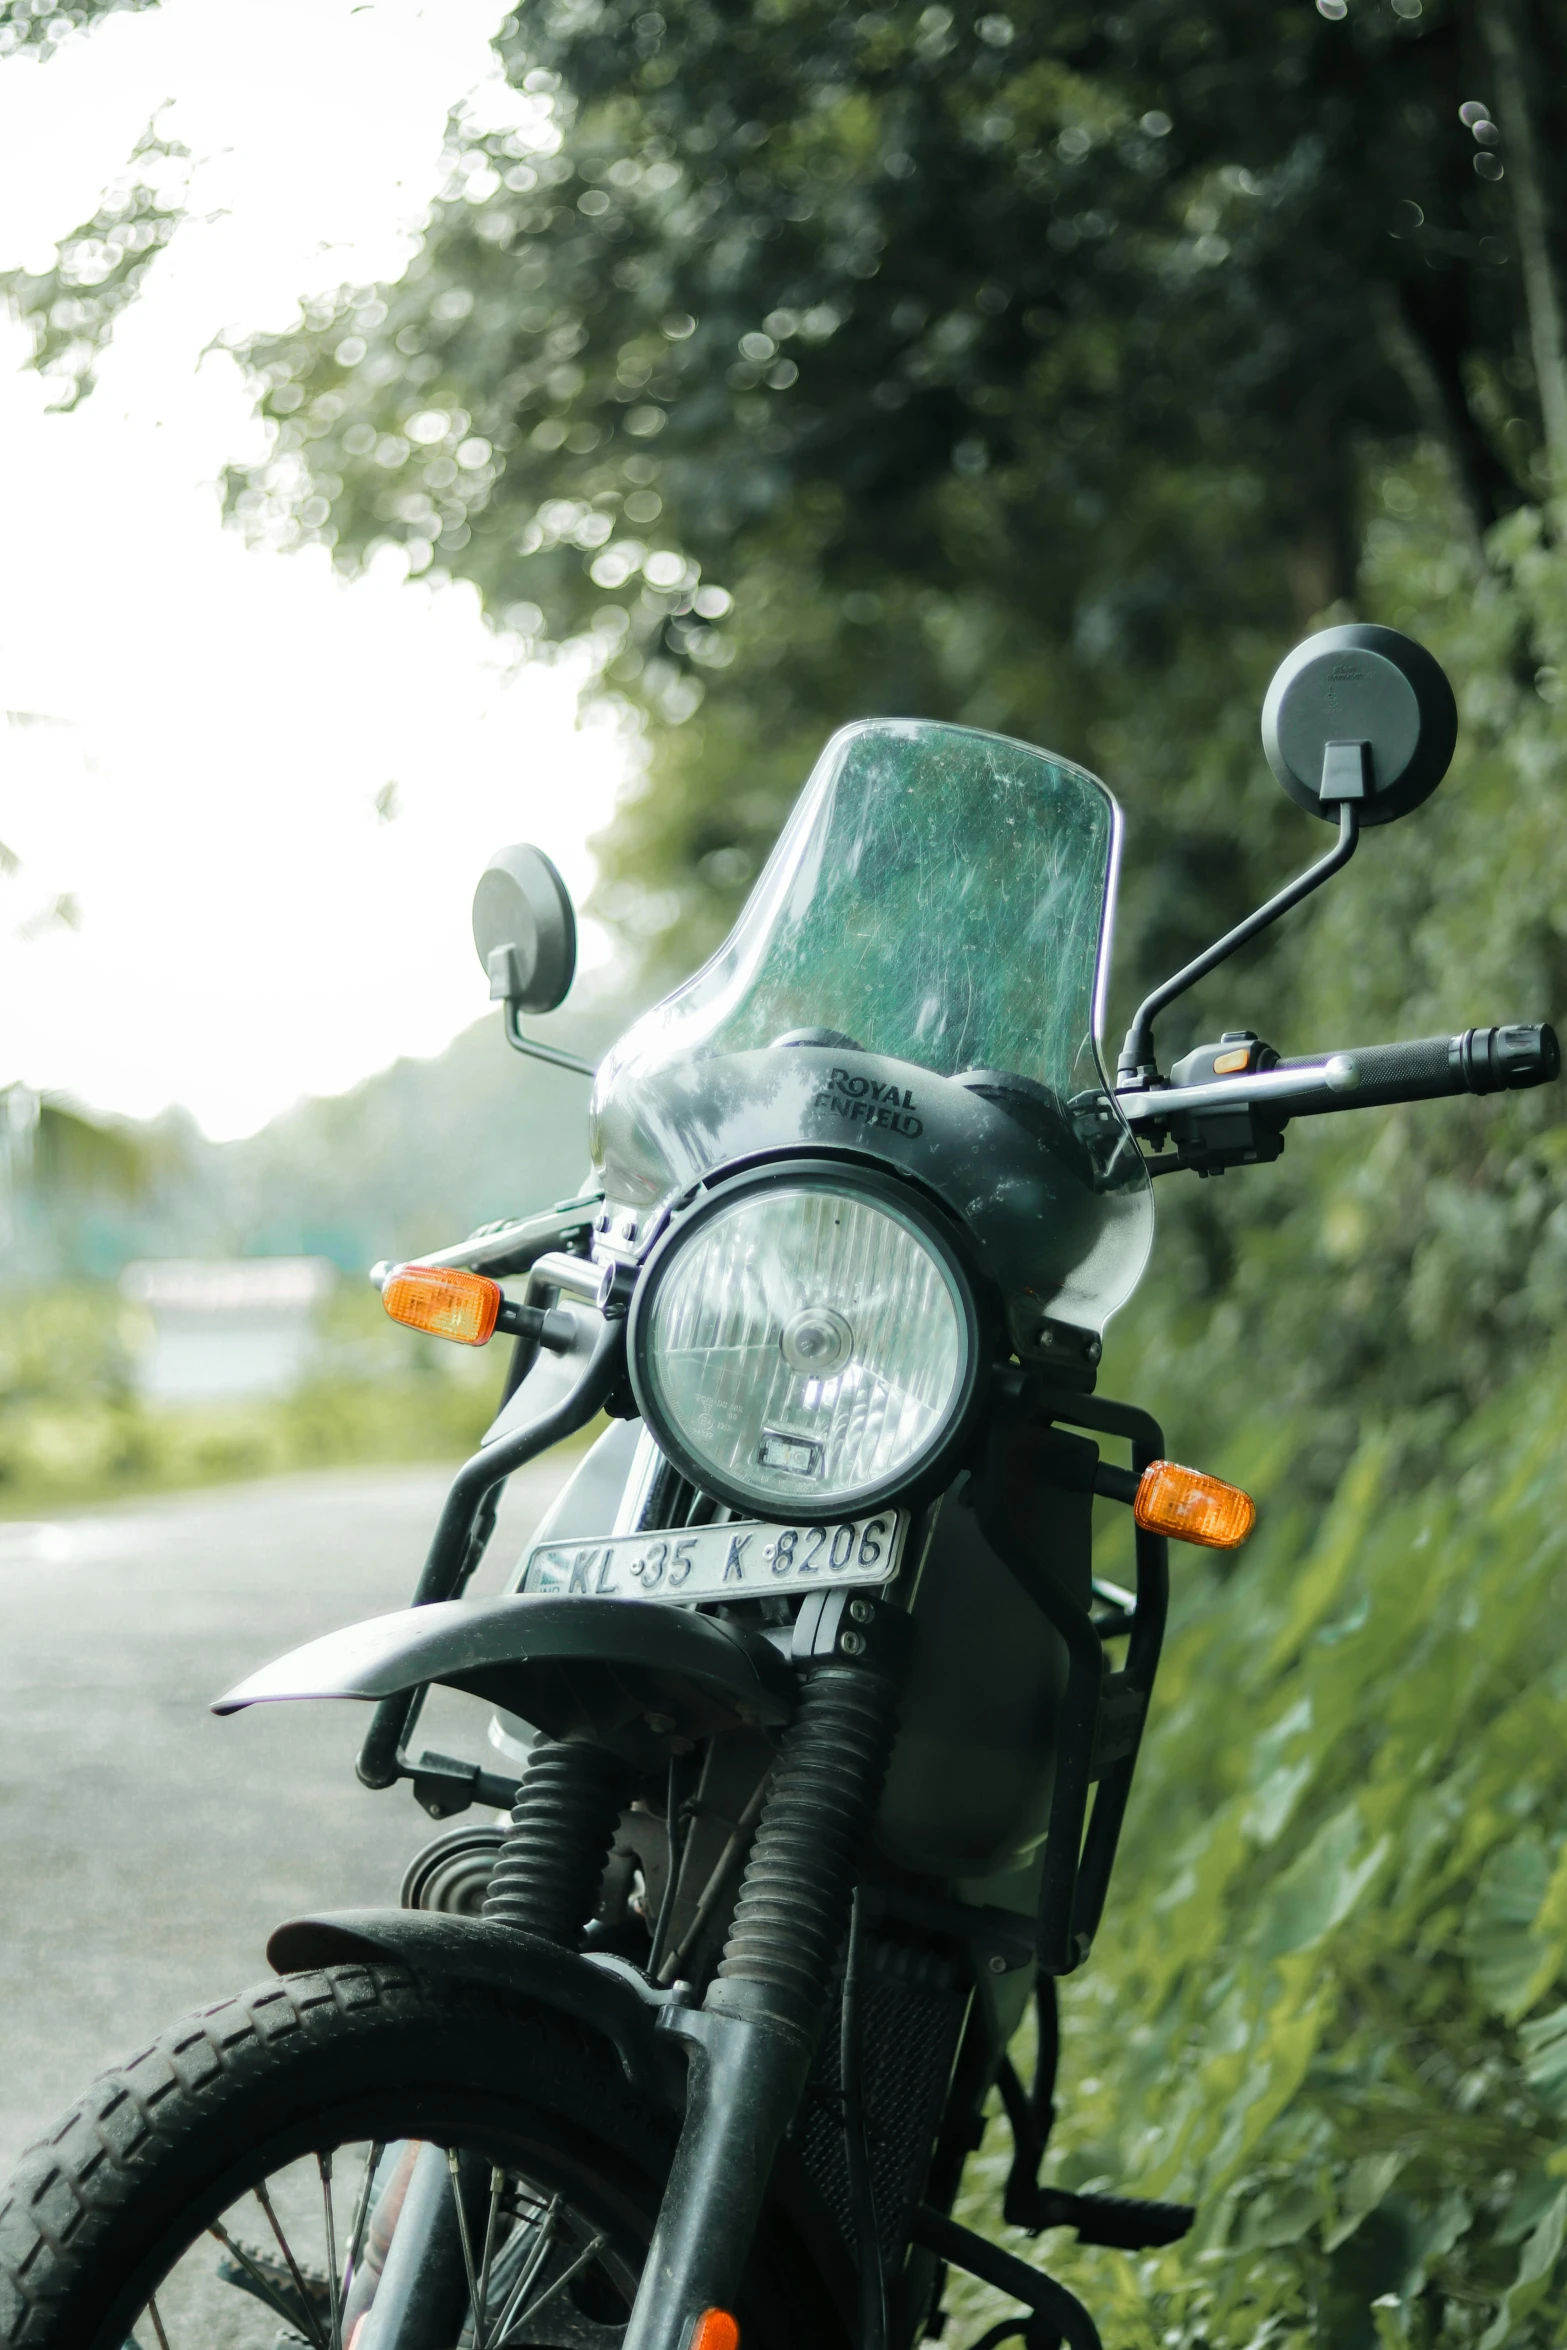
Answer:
(1117, 801, 1359, 1088)
(500, 998, 595, 1077)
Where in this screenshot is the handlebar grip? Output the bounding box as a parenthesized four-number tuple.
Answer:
(1332, 1033, 1462, 1100)
(1284, 1023, 1560, 1109)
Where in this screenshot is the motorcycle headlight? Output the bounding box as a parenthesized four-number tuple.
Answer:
(627, 1172, 981, 1519)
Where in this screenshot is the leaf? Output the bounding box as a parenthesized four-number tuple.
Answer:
(1237, 2179, 1324, 2249)
(1479, 2185, 1567, 2350)
(1519, 2006, 1567, 2117)
(1245, 1759, 1315, 1850)
(1324, 2152, 1408, 2253)
(1254, 1807, 1390, 1961)
(1466, 1834, 1554, 2020)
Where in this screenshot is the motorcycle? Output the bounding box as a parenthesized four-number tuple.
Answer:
(2, 624, 1558, 2350)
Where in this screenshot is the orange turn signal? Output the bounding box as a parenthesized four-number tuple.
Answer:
(1134, 1459, 1256, 1550)
(689, 2315, 740, 2350)
(382, 1264, 502, 1347)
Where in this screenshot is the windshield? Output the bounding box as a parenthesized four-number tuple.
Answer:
(593, 719, 1152, 1343)
(605, 719, 1119, 1093)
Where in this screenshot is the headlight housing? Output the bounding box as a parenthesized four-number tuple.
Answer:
(627, 1168, 983, 1519)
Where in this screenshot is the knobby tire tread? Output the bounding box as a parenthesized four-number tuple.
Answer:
(0, 1963, 667, 2350)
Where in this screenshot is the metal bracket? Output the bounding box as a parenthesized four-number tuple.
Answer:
(500, 996, 595, 1076)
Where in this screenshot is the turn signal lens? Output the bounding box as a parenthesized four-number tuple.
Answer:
(690, 2315, 740, 2350)
(1134, 1459, 1256, 1550)
(382, 1264, 501, 1347)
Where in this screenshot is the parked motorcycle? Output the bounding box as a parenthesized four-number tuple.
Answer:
(2, 626, 1558, 2350)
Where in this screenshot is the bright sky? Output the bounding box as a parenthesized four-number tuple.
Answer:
(0, 0, 628, 1140)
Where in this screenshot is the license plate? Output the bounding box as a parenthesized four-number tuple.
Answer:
(519, 1510, 907, 1604)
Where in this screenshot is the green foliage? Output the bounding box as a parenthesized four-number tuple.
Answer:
(1105, 494, 1567, 1494)
(1, 1083, 186, 1203)
(0, 1282, 499, 1512)
(21, 2, 1567, 2337)
(945, 1329, 1567, 2348)
(930, 514, 1567, 2343)
(222, 0, 1564, 969)
(0, 0, 155, 60)
(0, 118, 185, 408)
(1, 1009, 615, 1290)
(206, 0, 1567, 1478)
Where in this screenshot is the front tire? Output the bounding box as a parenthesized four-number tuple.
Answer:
(0, 1965, 837, 2350)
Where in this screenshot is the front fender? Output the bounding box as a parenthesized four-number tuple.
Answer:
(273, 1909, 859, 2335)
(267, 1908, 685, 2104)
(213, 1592, 796, 1755)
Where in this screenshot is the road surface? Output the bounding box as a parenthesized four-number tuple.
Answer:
(0, 1458, 569, 2180)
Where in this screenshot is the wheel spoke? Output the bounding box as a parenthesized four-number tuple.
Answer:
(208, 2218, 326, 2348)
(251, 2180, 332, 2350)
(341, 2139, 384, 2308)
(503, 2228, 609, 2340)
(445, 2148, 485, 2350)
(489, 2192, 560, 2341)
(318, 2152, 344, 2350)
(144, 2291, 173, 2350)
(475, 2165, 506, 2334)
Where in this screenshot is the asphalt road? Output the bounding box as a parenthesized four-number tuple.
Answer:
(0, 1459, 569, 2181)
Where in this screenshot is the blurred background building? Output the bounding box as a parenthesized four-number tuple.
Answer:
(119, 1255, 335, 1402)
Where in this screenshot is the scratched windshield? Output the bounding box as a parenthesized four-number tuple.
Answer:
(600, 717, 1120, 1099)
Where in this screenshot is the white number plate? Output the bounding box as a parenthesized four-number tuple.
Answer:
(520, 1510, 907, 1604)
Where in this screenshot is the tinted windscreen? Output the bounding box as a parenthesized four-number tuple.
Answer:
(608, 719, 1117, 1099)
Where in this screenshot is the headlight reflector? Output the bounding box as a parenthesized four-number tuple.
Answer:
(630, 1178, 976, 1515)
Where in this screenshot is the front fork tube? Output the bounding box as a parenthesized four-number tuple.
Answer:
(625, 1604, 909, 2350)
(624, 2005, 813, 2350)
(356, 2145, 484, 2350)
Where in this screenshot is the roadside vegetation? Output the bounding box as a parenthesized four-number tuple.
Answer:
(7, 0, 1567, 2338)
(0, 1282, 499, 1514)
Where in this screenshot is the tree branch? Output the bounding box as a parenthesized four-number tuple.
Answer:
(1482, 0, 1567, 486)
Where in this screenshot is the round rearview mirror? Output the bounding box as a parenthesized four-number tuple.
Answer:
(1261, 623, 1457, 826)
(472, 844, 577, 1014)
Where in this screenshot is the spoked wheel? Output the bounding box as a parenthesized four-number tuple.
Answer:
(0, 1967, 831, 2350)
(137, 2138, 635, 2350)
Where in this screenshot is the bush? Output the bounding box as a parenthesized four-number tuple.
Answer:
(0, 1282, 500, 1512)
(945, 504, 1567, 2348)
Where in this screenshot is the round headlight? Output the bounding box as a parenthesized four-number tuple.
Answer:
(628, 1172, 982, 1519)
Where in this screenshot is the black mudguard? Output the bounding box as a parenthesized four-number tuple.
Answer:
(266, 1907, 859, 2334)
(213, 1592, 795, 1757)
(266, 1908, 684, 2103)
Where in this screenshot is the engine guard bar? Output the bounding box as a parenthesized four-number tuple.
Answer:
(1119, 1022, 1559, 1129)
(355, 1299, 626, 1791)
(975, 1382, 1170, 1977)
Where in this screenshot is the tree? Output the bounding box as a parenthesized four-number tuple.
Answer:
(199, 0, 1567, 1467)
(0, 0, 156, 61)
(215, 0, 1564, 948)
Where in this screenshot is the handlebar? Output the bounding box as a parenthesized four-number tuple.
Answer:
(1119, 1022, 1560, 1141)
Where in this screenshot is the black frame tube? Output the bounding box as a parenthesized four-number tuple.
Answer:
(912, 2207, 1102, 2350)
